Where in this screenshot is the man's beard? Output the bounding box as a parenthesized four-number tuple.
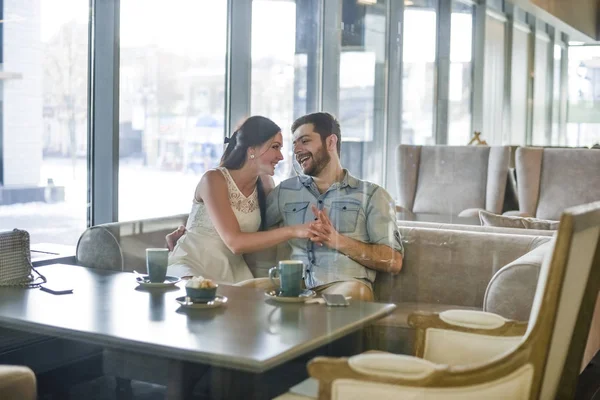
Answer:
(302, 144, 331, 177)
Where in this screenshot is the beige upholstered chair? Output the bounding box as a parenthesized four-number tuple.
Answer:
(275, 201, 600, 400)
(513, 147, 600, 220)
(396, 145, 510, 217)
(76, 213, 188, 272)
(0, 365, 36, 400)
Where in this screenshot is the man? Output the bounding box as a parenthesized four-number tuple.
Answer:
(265, 112, 403, 301)
(166, 112, 403, 301)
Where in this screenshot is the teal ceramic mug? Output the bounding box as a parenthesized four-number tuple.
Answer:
(146, 248, 169, 283)
(269, 260, 304, 297)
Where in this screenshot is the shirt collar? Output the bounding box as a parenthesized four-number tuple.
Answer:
(298, 169, 359, 190)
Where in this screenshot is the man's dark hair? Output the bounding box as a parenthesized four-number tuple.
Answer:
(291, 112, 341, 156)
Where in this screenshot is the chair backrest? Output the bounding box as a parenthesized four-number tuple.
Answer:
(76, 214, 188, 272)
(396, 145, 510, 215)
(523, 201, 600, 399)
(515, 147, 600, 220)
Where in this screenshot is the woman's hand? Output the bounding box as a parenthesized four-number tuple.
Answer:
(166, 225, 186, 251)
(291, 222, 317, 239)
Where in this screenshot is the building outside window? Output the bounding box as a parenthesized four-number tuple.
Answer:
(0, 0, 89, 245)
(567, 45, 600, 147)
(337, 0, 387, 184)
(448, 0, 474, 145)
(118, 0, 227, 221)
(402, 0, 437, 145)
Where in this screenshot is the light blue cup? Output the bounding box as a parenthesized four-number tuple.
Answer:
(269, 260, 304, 297)
(146, 248, 169, 283)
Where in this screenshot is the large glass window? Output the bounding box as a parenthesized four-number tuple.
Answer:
(531, 32, 551, 145)
(567, 45, 600, 147)
(551, 44, 563, 145)
(508, 23, 531, 145)
(402, 0, 437, 145)
(251, 0, 320, 184)
(337, 0, 387, 184)
(0, 0, 89, 245)
(118, 0, 227, 221)
(448, 0, 474, 145)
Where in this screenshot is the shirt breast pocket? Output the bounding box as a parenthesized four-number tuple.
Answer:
(329, 201, 360, 234)
(283, 202, 310, 226)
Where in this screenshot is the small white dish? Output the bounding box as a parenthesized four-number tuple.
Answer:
(176, 295, 228, 309)
(264, 289, 317, 303)
(136, 275, 181, 288)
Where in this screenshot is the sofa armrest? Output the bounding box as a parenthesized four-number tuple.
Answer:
(0, 365, 36, 400)
(408, 310, 527, 358)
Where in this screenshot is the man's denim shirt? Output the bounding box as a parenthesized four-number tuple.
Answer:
(266, 170, 404, 289)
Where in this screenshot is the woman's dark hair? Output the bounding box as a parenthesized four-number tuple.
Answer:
(220, 116, 281, 231)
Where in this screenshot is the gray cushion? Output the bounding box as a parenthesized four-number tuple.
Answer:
(396, 145, 510, 216)
(536, 149, 600, 220)
(413, 146, 490, 214)
(516, 148, 600, 220)
(479, 210, 559, 230)
(483, 240, 555, 321)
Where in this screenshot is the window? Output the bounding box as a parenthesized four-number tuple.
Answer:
(337, 0, 387, 184)
(402, 0, 437, 145)
(118, 0, 227, 221)
(251, 0, 321, 184)
(567, 45, 600, 147)
(531, 32, 551, 145)
(448, 0, 474, 145)
(0, 0, 89, 245)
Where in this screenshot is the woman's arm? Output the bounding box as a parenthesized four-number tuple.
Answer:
(198, 171, 310, 255)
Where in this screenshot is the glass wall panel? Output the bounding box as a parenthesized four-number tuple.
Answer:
(508, 25, 531, 145)
(403, 0, 437, 145)
(551, 44, 563, 144)
(482, 14, 506, 145)
(0, 0, 89, 245)
(118, 0, 227, 221)
(531, 33, 551, 145)
(337, 0, 387, 184)
(567, 45, 600, 147)
(251, 0, 321, 184)
(448, 0, 474, 145)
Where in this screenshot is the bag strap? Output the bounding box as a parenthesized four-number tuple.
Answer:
(8, 229, 47, 288)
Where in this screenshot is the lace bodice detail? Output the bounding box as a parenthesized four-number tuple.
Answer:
(220, 168, 259, 214)
(186, 168, 261, 235)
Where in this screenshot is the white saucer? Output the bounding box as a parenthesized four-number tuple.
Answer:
(136, 275, 181, 288)
(264, 289, 317, 303)
(176, 295, 228, 309)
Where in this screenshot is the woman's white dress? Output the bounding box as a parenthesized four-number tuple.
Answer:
(167, 167, 260, 283)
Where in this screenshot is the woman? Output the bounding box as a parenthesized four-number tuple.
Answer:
(167, 116, 311, 283)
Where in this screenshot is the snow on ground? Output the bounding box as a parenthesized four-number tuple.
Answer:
(0, 157, 201, 245)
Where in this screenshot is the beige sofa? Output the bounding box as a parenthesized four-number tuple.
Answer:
(76, 217, 553, 354)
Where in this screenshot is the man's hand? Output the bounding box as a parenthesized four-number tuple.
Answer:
(308, 205, 344, 250)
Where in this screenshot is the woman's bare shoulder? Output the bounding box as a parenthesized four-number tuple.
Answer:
(196, 169, 227, 201)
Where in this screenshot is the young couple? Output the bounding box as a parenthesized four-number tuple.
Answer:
(166, 112, 403, 301)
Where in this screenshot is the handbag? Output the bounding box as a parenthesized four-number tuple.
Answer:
(0, 229, 46, 287)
